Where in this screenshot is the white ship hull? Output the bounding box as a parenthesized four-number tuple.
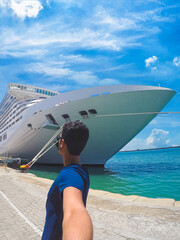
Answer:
(0, 85, 175, 165)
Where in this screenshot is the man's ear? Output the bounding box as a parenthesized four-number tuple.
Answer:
(60, 139, 65, 148)
(59, 139, 65, 155)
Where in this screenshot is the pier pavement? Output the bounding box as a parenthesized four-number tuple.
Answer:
(0, 167, 180, 240)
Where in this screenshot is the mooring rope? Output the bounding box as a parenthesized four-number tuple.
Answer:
(28, 141, 58, 168)
(24, 124, 64, 169)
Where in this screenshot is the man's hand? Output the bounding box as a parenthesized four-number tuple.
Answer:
(62, 187, 93, 240)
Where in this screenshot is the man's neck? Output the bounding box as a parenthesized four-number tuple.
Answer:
(63, 154, 81, 167)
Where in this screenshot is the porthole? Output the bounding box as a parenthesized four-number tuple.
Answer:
(79, 111, 88, 116)
(62, 114, 70, 119)
(88, 109, 97, 115)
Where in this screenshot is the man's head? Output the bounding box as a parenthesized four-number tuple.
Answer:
(59, 121, 89, 156)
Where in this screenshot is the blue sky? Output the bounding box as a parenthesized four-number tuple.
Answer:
(0, 0, 179, 150)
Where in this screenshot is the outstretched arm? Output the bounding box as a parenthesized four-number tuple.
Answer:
(62, 187, 93, 240)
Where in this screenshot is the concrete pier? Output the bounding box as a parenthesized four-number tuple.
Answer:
(0, 167, 180, 240)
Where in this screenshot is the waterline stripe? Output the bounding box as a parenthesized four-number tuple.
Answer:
(0, 191, 42, 237)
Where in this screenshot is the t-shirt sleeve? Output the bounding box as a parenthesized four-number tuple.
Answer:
(58, 168, 84, 194)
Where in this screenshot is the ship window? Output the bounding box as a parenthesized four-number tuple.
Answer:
(46, 114, 58, 125)
(79, 110, 88, 116)
(88, 109, 97, 115)
(27, 123, 32, 128)
(3, 133, 7, 140)
(62, 114, 70, 119)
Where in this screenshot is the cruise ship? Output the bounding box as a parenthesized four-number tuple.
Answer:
(0, 83, 175, 165)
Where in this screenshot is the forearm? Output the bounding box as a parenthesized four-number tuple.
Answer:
(63, 209, 93, 240)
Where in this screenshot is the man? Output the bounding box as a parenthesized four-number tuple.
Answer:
(42, 121, 93, 240)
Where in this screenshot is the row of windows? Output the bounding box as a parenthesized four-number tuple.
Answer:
(0, 93, 10, 110)
(0, 97, 17, 121)
(0, 101, 17, 122)
(0, 116, 22, 135)
(0, 97, 41, 131)
(0, 94, 12, 114)
(61, 109, 98, 121)
(0, 93, 15, 111)
(1, 96, 40, 121)
(0, 104, 25, 129)
(0, 107, 25, 130)
(0, 133, 7, 142)
(45, 109, 98, 127)
(9, 84, 58, 96)
(1, 96, 40, 122)
(0, 94, 15, 112)
(36, 89, 56, 96)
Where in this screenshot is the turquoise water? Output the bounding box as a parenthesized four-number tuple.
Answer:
(29, 147, 180, 200)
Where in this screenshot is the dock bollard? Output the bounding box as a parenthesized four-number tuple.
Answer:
(20, 164, 30, 173)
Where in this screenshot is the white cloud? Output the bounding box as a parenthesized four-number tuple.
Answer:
(59, 54, 92, 63)
(0, 0, 6, 7)
(0, 0, 43, 19)
(49, 0, 82, 7)
(129, 6, 175, 24)
(123, 128, 172, 151)
(151, 66, 157, 70)
(27, 62, 99, 85)
(70, 71, 98, 85)
(146, 128, 170, 148)
(95, 8, 136, 31)
(173, 57, 180, 66)
(0, 25, 124, 56)
(98, 78, 120, 85)
(27, 62, 72, 77)
(145, 55, 158, 67)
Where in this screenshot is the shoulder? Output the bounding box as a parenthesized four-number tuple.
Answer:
(61, 165, 88, 179)
(58, 165, 88, 193)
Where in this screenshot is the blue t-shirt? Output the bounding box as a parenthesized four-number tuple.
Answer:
(42, 164, 89, 240)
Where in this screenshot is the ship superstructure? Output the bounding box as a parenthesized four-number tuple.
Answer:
(0, 83, 58, 152)
(0, 83, 175, 165)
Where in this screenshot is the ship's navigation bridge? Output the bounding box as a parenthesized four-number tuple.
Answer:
(9, 83, 59, 100)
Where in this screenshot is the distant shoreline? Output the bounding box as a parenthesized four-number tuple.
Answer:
(120, 145, 180, 153)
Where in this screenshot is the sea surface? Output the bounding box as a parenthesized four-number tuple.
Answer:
(29, 147, 180, 200)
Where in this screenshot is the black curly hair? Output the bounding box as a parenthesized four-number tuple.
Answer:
(61, 121, 89, 155)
